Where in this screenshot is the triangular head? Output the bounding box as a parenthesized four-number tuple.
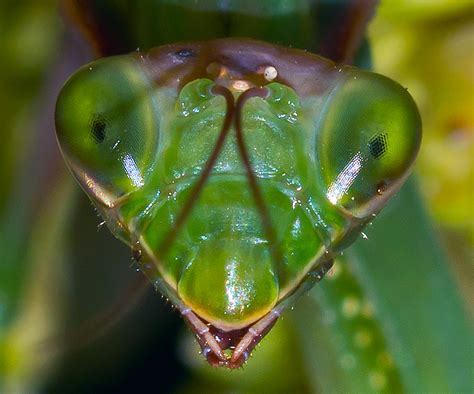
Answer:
(55, 38, 421, 368)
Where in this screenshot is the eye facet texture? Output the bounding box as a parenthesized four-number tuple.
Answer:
(55, 56, 159, 205)
(317, 70, 422, 218)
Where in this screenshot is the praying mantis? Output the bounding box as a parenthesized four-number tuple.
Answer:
(55, 37, 420, 367)
(1, 1, 471, 392)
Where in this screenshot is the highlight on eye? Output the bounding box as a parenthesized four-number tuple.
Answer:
(317, 70, 422, 218)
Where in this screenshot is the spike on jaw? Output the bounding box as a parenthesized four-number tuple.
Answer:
(181, 308, 279, 368)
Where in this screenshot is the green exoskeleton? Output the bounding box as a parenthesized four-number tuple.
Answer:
(55, 38, 421, 368)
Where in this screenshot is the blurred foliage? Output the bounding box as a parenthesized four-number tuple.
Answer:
(0, 1, 60, 209)
(0, 1, 472, 393)
(0, 2, 66, 391)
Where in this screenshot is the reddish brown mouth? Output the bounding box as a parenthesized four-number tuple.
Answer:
(181, 307, 280, 369)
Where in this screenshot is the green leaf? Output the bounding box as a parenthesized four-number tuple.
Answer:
(293, 178, 472, 392)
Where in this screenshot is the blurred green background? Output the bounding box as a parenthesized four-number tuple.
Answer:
(0, 1, 472, 393)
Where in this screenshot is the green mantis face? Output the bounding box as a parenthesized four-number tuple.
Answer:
(55, 38, 421, 368)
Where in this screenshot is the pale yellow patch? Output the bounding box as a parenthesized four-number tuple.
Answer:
(342, 296, 361, 318)
(369, 370, 387, 390)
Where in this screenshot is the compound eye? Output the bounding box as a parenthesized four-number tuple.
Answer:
(318, 70, 422, 218)
(55, 56, 159, 206)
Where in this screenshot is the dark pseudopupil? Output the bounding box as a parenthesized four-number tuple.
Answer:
(90, 116, 106, 143)
(368, 133, 388, 159)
